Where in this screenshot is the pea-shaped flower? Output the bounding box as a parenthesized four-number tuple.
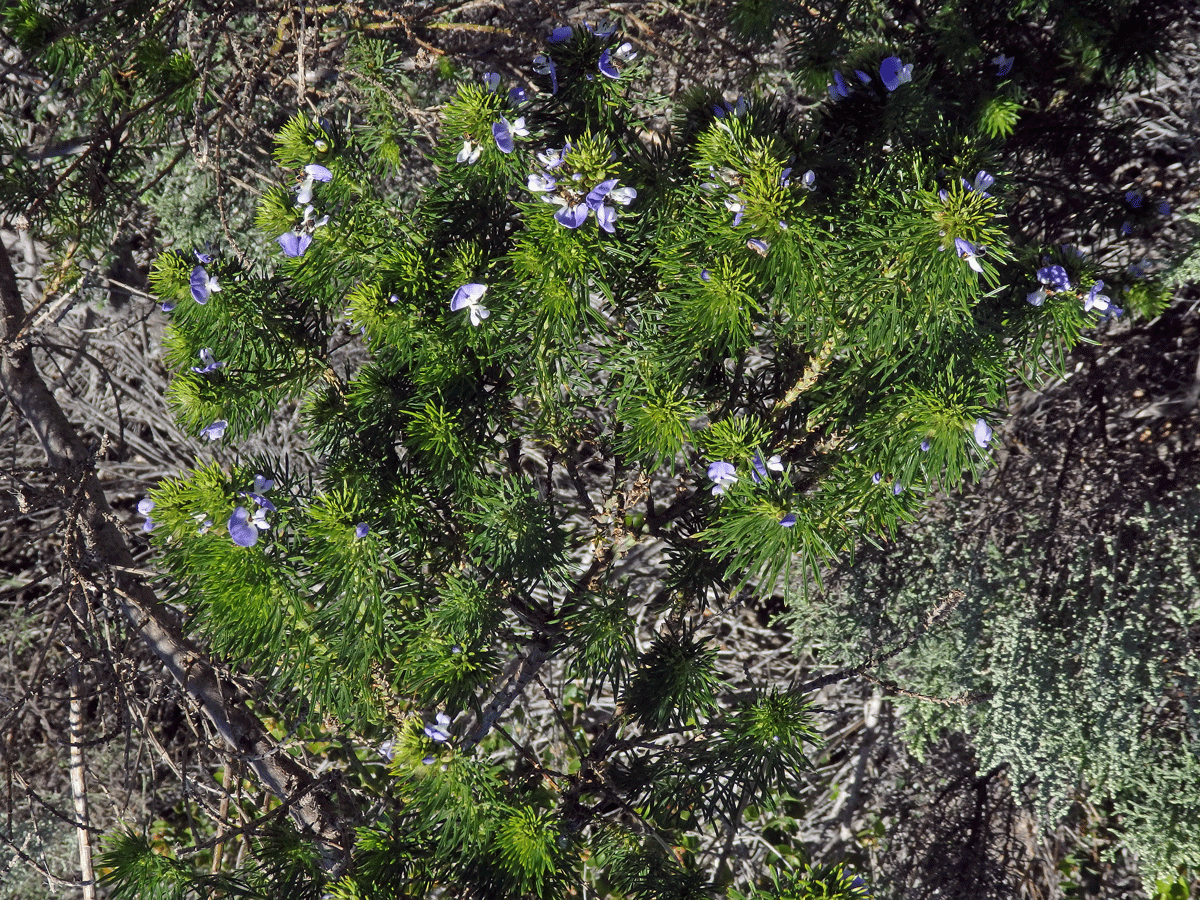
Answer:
(954, 238, 984, 274)
(879, 56, 913, 91)
(424, 712, 452, 743)
(450, 283, 490, 326)
(295, 163, 332, 206)
(277, 232, 313, 258)
(456, 140, 482, 165)
(973, 418, 993, 448)
(228, 505, 269, 548)
(200, 420, 227, 441)
(190, 348, 224, 374)
(137, 498, 156, 532)
(189, 266, 221, 305)
(707, 461, 738, 495)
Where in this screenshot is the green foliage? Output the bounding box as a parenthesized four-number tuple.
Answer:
(83, 1, 1186, 897)
(791, 489, 1200, 883)
(623, 630, 722, 730)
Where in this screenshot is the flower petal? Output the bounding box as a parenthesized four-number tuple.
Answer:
(304, 164, 332, 182)
(190, 267, 212, 304)
(879, 56, 904, 91)
(586, 178, 619, 209)
(973, 418, 993, 448)
(598, 48, 619, 79)
(492, 118, 514, 154)
(277, 232, 312, 257)
(451, 283, 488, 311)
(554, 204, 589, 229)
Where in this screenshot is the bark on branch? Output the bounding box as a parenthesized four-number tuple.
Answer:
(0, 239, 356, 869)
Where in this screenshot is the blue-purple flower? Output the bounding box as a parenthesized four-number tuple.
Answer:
(879, 56, 913, 91)
(751, 452, 783, 483)
(492, 116, 528, 154)
(893, 482, 904, 495)
(954, 238, 984, 273)
(295, 163, 332, 206)
(189, 266, 221, 305)
(920, 439, 931, 452)
(586, 178, 637, 233)
(598, 42, 636, 79)
(828, 71, 850, 100)
(355, 522, 370, 539)
(548, 25, 572, 42)
(200, 420, 227, 441)
(482, 72, 500, 92)
(713, 97, 748, 118)
(779, 513, 797, 528)
(424, 712, 452, 743)
(707, 461, 738, 495)
(190, 348, 224, 374)
(137, 498, 156, 532)
(872, 472, 882, 484)
(450, 283, 489, 326)
(992, 54, 1014, 77)
(1037, 264, 1070, 290)
(277, 231, 313, 258)
(1083, 281, 1121, 317)
(228, 505, 269, 548)
(508, 85, 528, 105)
(746, 238, 770, 257)
(962, 170, 994, 197)
(973, 418, 993, 448)
(1126, 190, 1143, 209)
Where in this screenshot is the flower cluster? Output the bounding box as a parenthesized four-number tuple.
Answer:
(526, 151, 636, 233)
(829, 56, 912, 99)
(1026, 263, 1121, 318)
(710, 455, 796, 526)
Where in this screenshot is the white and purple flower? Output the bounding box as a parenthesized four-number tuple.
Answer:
(707, 461, 738, 496)
(450, 283, 490, 326)
(189, 266, 221, 305)
(190, 348, 224, 374)
(295, 163, 332, 206)
(277, 231, 313, 258)
(200, 420, 227, 442)
(424, 712, 452, 743)
(879, 56, 913, 91)
(137, 498, 156, 532)
(954, 237, 984, 274)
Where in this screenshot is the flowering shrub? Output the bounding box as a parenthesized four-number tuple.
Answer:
(122, 13, 1171, 900)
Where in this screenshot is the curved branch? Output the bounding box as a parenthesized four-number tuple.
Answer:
(0, 239, 357, 870)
